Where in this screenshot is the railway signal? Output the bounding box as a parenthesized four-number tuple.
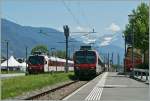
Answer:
(63, 25, 70, 73)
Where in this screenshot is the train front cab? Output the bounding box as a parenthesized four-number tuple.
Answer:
(74, 54, 104, 78)
(27, 55, 48, 74)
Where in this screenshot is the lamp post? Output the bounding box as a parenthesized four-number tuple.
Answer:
(128, 14, 135, 76)
(63, 25, 70, 73)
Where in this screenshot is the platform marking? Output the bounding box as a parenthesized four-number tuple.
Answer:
(85, 72, 108, 101)
(63, 73, 103, 100)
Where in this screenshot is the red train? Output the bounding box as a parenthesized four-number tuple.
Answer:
(124, 47, 142, 71)
(73, 46, 105, 78)
(124, 57, 142, 71)
(27, 54, 74, 74)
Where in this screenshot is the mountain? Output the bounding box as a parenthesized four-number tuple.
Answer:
(99, 45, 124, 65)
(1, 19, 81, 58)
(94, 31, 125, 64)
(1, 19, 124, 64)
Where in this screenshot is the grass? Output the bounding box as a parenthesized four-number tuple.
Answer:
(1, 70, 25, 74)
(1, 72, 74, 99)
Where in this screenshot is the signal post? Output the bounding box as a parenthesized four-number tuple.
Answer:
(63, 25, 70, 73)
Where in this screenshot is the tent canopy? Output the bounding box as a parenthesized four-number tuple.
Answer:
(1, 56, 21, 67)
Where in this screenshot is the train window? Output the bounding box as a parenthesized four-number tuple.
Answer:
(75, 51, 96, 64)
(98, 58, 101, 65)
(87, 51, 95, 56)
(75, 51, 85, 56)
(28, 56, 44, 65)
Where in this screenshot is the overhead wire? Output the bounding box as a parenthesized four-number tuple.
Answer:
(62, 0, 82, 26)
(78, 1, 92, 29)
(77, 1, 97, 45)
(62, 0, 98, 45)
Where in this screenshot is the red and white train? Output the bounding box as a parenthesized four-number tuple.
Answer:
(27, 54, 74, 74)
(73, 46, 105, 78)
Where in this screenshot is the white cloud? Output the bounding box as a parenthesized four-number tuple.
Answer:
(86, 39, 96, 44)
(106, 23, 120, 33)
(70, 26, 92, 42)
(99, 36, 113, 46)
(77, 35, 97, 45)
(99, 41, 110, 46)
(88, 39, 96, 42)
(57, 27, 63, 32)
(76, 26, 85, 31)
(69, 25, 120, 46)
(104, 37, 112, 41)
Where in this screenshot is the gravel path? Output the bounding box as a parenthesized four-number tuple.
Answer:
(35, 81, 87, 100)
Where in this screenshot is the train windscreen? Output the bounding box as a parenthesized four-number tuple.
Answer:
(75, 51, 96, 64)
(28, 56, 44, 65)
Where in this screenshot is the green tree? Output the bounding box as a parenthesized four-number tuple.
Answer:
(50, 50, 66, 59)
(56, 50, 66, 58)
(31, 45, 49, 55)
(123, 3, 149, 63)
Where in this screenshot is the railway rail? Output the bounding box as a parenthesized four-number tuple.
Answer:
(23, 80, 88, 100)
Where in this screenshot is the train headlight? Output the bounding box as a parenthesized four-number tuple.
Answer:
(90, 67, 95, 69)
(75, 67, 79, 69)
(29, 67, 32, 69)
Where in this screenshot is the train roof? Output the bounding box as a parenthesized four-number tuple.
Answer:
(49, 56, 73, 63)
(28, 55, 73, 63)
(29, 54, 49, 58)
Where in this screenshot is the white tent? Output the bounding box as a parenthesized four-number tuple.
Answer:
(19, 62, 27, 72)
(1, 56, 21, 68)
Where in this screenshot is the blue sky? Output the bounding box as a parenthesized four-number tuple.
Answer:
(1, 0, 149, 46)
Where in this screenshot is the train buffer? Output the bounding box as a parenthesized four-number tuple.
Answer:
(63, 72, 149, 101)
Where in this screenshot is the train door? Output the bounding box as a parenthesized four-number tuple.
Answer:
(44, 56, 49, 72)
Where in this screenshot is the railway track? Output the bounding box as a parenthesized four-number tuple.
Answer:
(23, 80, 88, 100)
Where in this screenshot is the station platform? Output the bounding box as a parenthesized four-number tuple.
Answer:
(63, 72, 149, 101)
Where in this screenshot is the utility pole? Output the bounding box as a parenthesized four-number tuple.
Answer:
(104, 54, 106, 71)
(55, 50, 57, 72)
(51, 48, 57, 71)
(72, 44, 75, 53)
(117, 53, 120, 72)
(111, 52, 113, 71)
(105, 53, 107, 71)
(6, 40, 9, 73)
(68, 48, 70, 60)
(108, 53, 109, 72)
(112, 52, 113, 65)
(124, 36, 126, 73)
(26, 46, 28, 72)
(63, 25, 70, 73)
